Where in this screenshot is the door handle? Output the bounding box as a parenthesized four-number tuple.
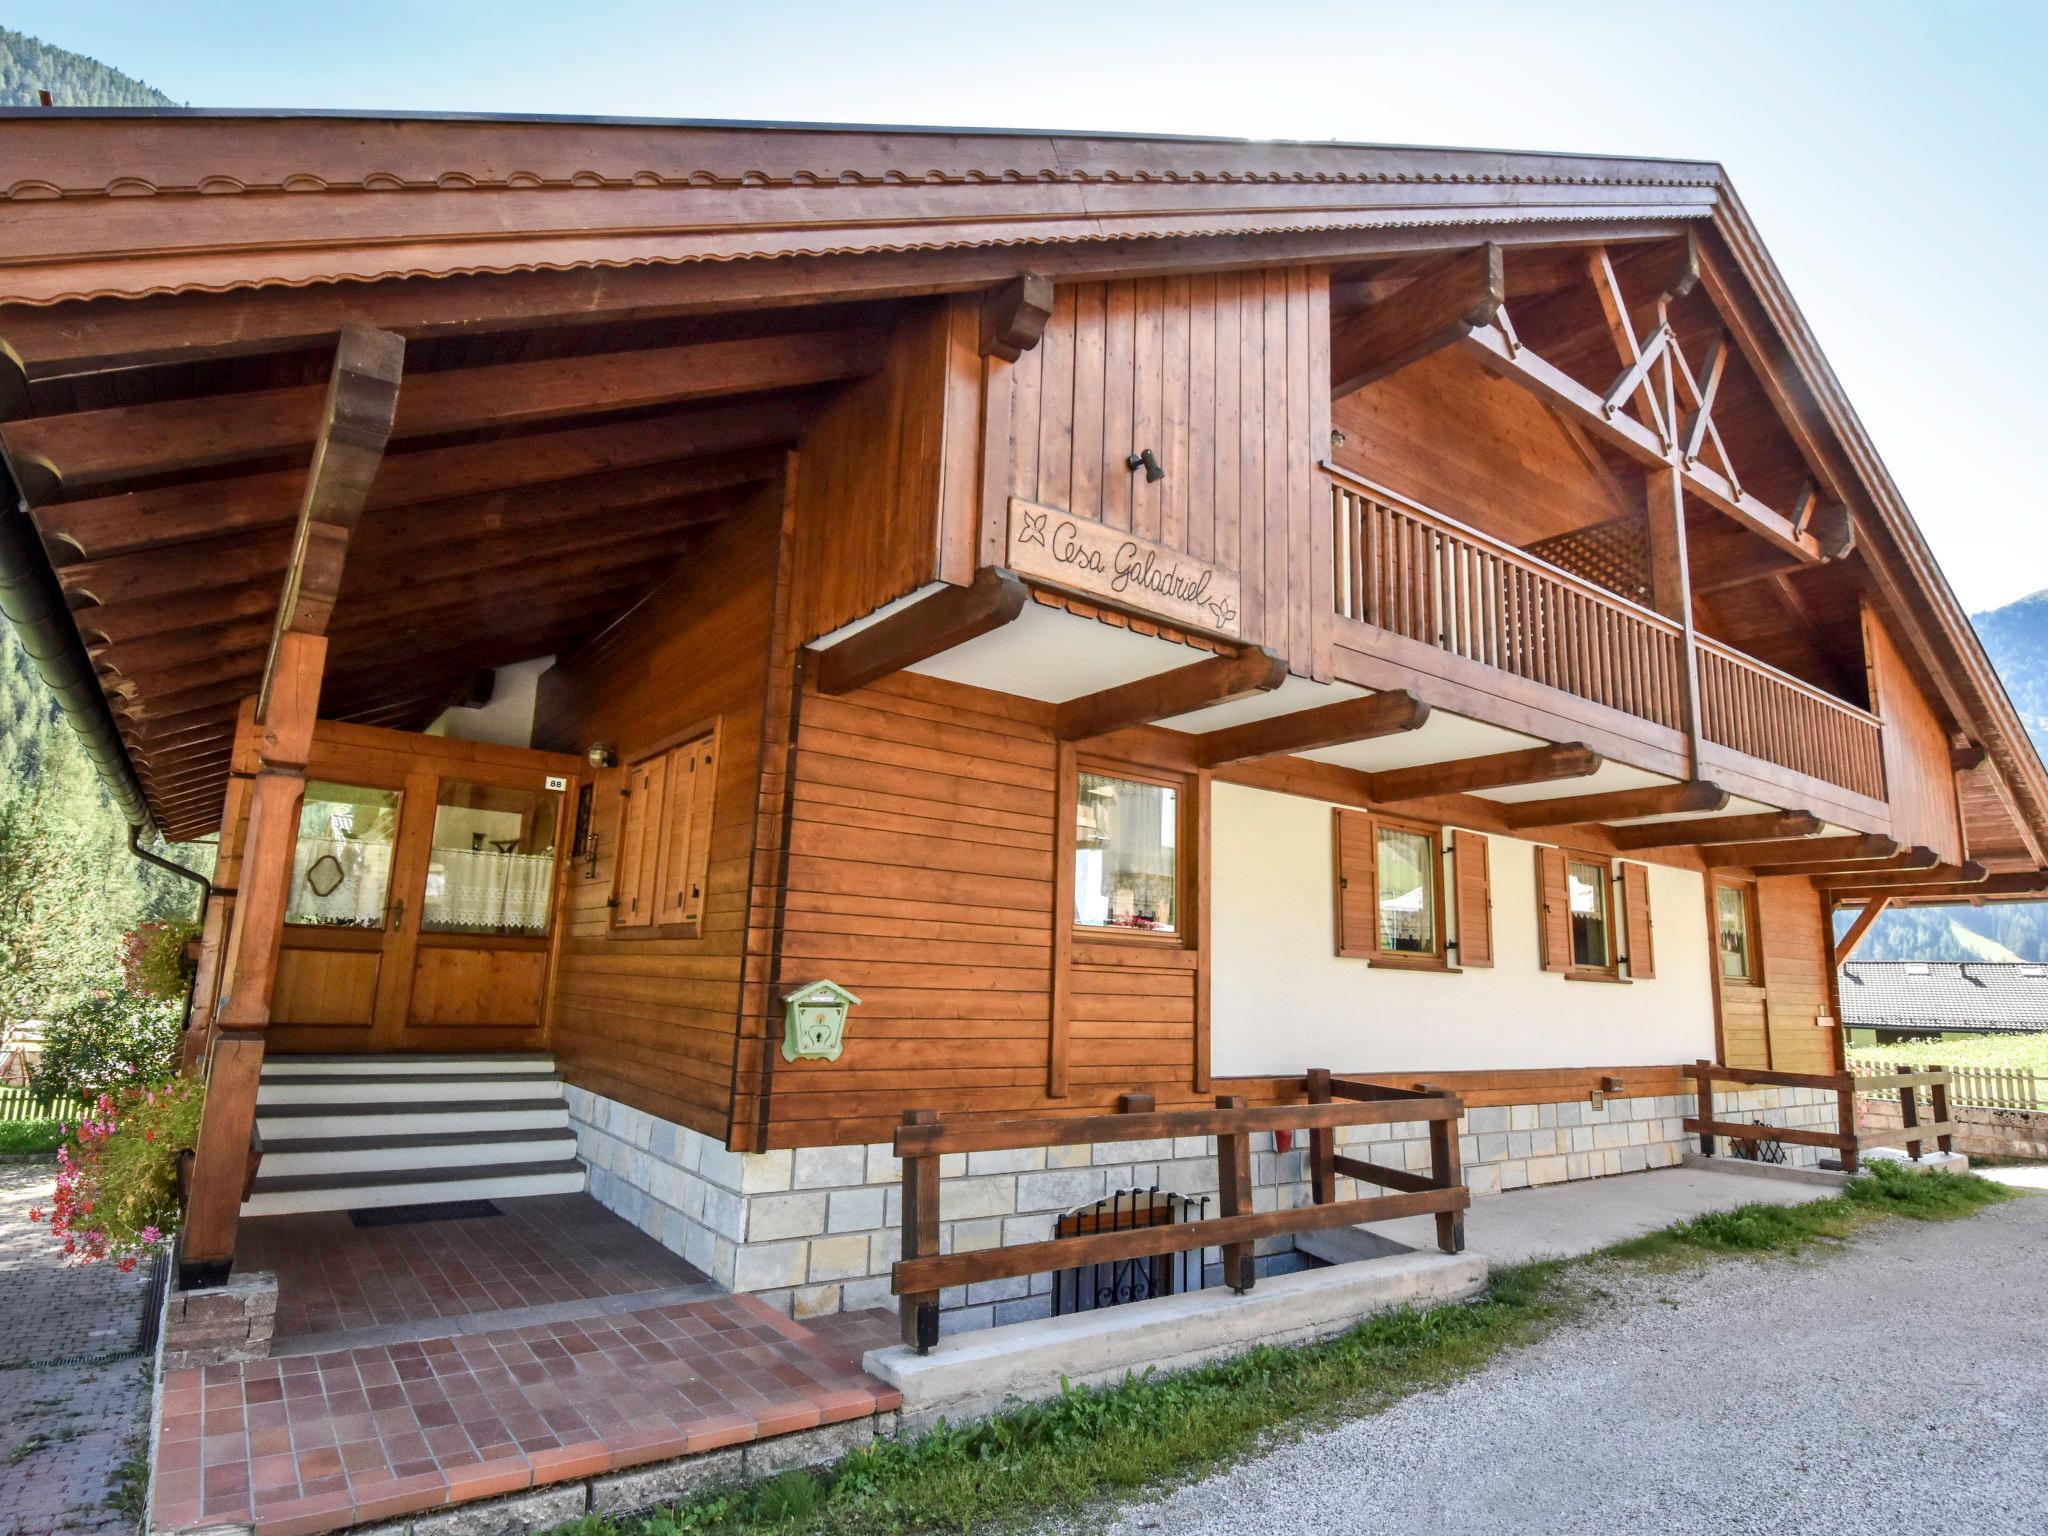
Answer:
(389, 898, 405, 932)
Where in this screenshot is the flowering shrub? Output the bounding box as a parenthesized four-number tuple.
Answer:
(31, 1076, 204, 1270)
(119, 918, 199, 1001)
(29, 991, 181, 1106)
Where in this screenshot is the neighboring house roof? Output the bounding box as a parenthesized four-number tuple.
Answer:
(1839, 961, 2048, 1033)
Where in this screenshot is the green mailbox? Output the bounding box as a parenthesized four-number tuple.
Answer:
(781, 979, 861, 1063)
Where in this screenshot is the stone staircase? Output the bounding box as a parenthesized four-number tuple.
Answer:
(242, 1053, 586, 1217)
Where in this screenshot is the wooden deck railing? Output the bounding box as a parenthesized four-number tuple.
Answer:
(889, 1073, 1469, 1353)
(1684, 1060, 1955, 1174)
(1696, 639, 1885, 800)
(1327, 468, 1886, 799)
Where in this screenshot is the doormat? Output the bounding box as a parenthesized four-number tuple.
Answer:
(350, 1200, 501, 1228)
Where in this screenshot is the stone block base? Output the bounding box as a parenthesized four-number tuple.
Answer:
(161, 1269, 276, 1370)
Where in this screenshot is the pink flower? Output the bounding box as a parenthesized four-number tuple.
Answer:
(140, 1226, 161, 1245)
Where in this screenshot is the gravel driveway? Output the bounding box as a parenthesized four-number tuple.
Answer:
(1098, 1192, 2046, 1536)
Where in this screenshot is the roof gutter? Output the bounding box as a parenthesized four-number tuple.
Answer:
(0, 459, 153, 832)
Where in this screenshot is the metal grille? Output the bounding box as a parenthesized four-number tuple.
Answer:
(1050, 1188, 1209, 1316)
(1729, 1118, 1787, 1165)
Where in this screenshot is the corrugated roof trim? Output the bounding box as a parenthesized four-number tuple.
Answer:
(0, 202, 1708, 308)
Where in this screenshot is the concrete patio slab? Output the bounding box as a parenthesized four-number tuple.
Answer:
(1367, 1160, 1846, 1267)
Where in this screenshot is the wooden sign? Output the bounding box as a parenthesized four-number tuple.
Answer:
(1005, 498, 1242, 638)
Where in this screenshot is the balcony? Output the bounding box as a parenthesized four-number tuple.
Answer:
(1326, 468, 1886, 804)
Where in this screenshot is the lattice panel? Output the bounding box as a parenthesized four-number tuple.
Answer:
(1525, 514, 1652, 603)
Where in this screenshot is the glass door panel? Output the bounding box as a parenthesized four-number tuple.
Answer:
(420, 780, 561, 937)
(287, 781, 402, 929)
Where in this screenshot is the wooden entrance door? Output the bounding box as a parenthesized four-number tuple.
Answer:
(262, 724, 581, 1054)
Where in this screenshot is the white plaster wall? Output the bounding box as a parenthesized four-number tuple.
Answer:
(1211, 782, 1716, 1077)
(426, 655, 554, 748)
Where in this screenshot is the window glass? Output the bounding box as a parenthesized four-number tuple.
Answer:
(1074, 773, 1178, 934)
(422, 781, 560, 936)
(288, 782, 400, 928)
(1717, 885, 1754, 981)
(1567, 858, 1610, 968)
(1376, 825, 1437, 954)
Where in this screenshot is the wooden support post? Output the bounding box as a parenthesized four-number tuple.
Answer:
(1898, 1070, 1923, 1162)
(899, 1108, 941, 1352)
(1835, 1075, 1860, 1175)
(1215, 1095, 1255, 1293)
(1692, 1059, 1717, 1158)
(1420, 1083, 1464, 1254)
(1930, 1069, 1953, 1157)
(1648, 463, 1705, 772)
(1306, 1069, 1335, 1206)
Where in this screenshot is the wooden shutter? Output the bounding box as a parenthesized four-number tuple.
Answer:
(668, 732, 719, 926)
(1620, 861, 1655, 979)
(1535, 845, 1571, 972)
(1451, 830, 1492, 968)
(613, 756, 667, 928)
(1332, 809, 1377, 957)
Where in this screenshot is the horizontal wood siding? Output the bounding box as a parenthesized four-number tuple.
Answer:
(1718, 875, 1838, 1076)
(1863, 602, 1963, 863)
(532, 485, 784, 1140)
(1004, 269, 1331, 673)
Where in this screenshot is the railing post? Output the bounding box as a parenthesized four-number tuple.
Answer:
(1420, 1082, 1464, 1254)
(1306, 1068, 1335, 1206)
(1692, 1059, 1716, 1157)
(899, 1108, 941, 1354)
(1929, 1067, 1953, 1157)
(1835, 1072, 1860, 1175)
(1899, 1068, 1923, 1162)
(1215, 1094, 1254, 1293)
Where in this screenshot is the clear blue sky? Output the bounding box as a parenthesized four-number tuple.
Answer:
(13, 0, 2045, 612)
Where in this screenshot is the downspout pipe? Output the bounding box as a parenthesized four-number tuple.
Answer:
(0, 460, 153, 830)
(127, 822, 213, 1037)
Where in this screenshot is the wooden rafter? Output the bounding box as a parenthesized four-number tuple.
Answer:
(258, 327, 403, 721)
(1604, 810, 1821, 850)
(1197, 691, 1430, 768)
(1826, 861, 1988, 894)
(1366, 743, 1601, 804)
(5, 328, 881, 496)
(1744, 846, 1938, 880)
(1496, 779, 1727, 830)
(1054, 647, 1288, 742)
(1837, 872, 2048, 903)
(809, 567, 1029, 696)
(1709, 832, 1897, 868)
(1331, 244, 1503, 398)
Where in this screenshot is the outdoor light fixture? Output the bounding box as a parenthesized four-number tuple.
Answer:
(585, 742, 616, 770)
(1125, 448, 1164, 482)
(1330, 428, 1348, 451)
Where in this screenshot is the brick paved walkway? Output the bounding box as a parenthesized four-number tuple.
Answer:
(238, 1196, 710, 1342)
(0, 1162, 155, 1536)
(152, 1193, 906, 1535)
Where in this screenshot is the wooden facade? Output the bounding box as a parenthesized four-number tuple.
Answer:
(3, 112, 2045, 1266)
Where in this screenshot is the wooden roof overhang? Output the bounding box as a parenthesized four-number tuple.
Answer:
(0, 111, 2041, 872)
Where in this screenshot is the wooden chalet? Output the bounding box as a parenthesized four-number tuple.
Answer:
(3, 110, 2043, 1336)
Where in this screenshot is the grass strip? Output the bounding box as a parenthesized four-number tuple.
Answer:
(551, 1161, 2013, 1536)
(0, 1120, 67, 1157)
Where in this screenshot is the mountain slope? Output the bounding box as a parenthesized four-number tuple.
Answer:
(1972, 586, 2048, 759)
(0, 26, 177, 107)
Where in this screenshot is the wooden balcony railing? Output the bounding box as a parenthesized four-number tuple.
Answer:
(1327, 468, 1886, 800)
(1696, 638, 1885, 801)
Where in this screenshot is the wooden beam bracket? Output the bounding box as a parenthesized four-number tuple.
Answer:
(1054, 646, 1288, 742)
(980, 274, 1056, 363)
(808, 566, 1029, 696)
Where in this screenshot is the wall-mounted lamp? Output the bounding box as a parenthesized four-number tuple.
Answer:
(1125, 448, 1165, 483)
(585, 742, 617, 770)
(1330, 428, 1348, 452)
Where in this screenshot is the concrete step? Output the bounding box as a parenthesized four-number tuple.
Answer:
(255, 1098, 570, 1140)
(241, 1158, 587, 1218)
(257, 1073, 562, 1106)
(257, 1126, 580, 1177)
(260, 1052, 556, 1079)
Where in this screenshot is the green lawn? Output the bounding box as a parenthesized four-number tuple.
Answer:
(546, 1161, 2012, 1536)
(1850, 1033, 2048, 1074)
